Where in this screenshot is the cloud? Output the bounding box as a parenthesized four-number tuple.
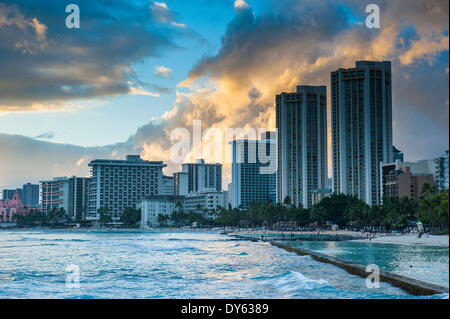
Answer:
(0, 0, 184, 113)
(151, 1, 187, 28)
(234, 0, 250, 10)
(0, 133, 142, 190)
(0, 0, 448, 189)
(35, 132, 55, 140)
(154, 65, 173, 77)
(129, 87, 160, 97)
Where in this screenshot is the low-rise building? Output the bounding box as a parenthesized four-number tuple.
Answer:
(381, 163, 435, 200)
(0, 191, 31, 223)
(184, 190, 225, 217)
(138, 195, 184, 229)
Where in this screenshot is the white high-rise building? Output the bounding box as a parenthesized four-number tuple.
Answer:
(331, 61, 393, 205)
(276, 85, 328, 208)
(87, 155, 166, 220)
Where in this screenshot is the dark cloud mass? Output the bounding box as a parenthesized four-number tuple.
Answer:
(0, 0, 177, 111)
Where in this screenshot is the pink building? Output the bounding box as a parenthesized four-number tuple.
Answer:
(0, 192, 30, 223)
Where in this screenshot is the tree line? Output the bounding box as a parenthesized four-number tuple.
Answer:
(13, 183, 448, 232)
(211, 183, 448, 233)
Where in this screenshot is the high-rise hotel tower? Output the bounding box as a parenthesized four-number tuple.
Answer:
(276, 85, 328, 208)
(87, 155, 166, 220)
(331, 61, 393, 205)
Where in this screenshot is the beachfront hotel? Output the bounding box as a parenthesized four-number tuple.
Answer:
(276, 85, 328, 208)
(182, 159, 222, 193)
(87, 155, 166, 221)
(231, 133, 277, 210)
(331, 61, 393, 205)
(40, 176, 91, 220)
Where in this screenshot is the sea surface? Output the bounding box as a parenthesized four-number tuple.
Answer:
(0, 230, 447, 299)
(286, 240, 449, 288)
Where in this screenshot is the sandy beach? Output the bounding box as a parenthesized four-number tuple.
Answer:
(231, 229, 449, 247)
(351, 234, 449, 247)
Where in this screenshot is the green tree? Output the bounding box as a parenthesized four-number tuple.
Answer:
(157, 213, 169, 226)
(120, 207, 141, 226)
(310, 194, 363, 226)
(98, 207, 112, 224)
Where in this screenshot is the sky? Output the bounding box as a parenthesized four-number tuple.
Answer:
(0, 0, 449, 192)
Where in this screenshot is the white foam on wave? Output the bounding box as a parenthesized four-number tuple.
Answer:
(257, 271, 329, 294)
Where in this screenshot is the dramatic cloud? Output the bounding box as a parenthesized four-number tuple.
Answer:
(0, 0, 448, 189)
(0, 0, 180, 113)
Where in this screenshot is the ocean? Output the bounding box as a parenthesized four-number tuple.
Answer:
(0, 230, 447, 299)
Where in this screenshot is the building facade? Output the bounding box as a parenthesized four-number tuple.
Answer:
(276, 85, 328, 208)
(184, 190, 225, 216)
(0, 191, 31, 223)
(139, 195, 184, 228)
(231, 136, 277, 210)
(182, 159, 222, 193)
(161, 176, 174, 196)
(68, 177, 90, 221)
(331, 61, 393, 205)
(435, 150, 449, 192)
(87, 155, 166, 220)
(173, 172, 189, 196)
(40, 177, 70, 214)
(381, 163, 435, 200)
(393, 146, 404, 162)
(2, 189, 23, 201)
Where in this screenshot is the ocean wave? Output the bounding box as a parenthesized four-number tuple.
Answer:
(255, 271, 329, 293)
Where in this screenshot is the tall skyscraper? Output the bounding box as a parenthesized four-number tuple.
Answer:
(173, 172, 189, 196)
(435, 150, 449, 192)
(182, 159, 222, 193)
(22, 183, 39, 208)
(276, 85, 328, 208)
(161, 176, 175, 196)
(87, 155, 166, 220)
(231, 133, 277, 210)
(331, 61, 393, 205)
(68, 177, 91, 221)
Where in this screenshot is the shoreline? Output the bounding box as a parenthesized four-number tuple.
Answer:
(232, 230, 449, 248)
(350, 234, 449, 247)
(2, 227, 449, 247)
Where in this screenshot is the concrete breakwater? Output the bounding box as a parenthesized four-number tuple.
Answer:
(233, 233, 358, 242)
(233, 234, 449, 296)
